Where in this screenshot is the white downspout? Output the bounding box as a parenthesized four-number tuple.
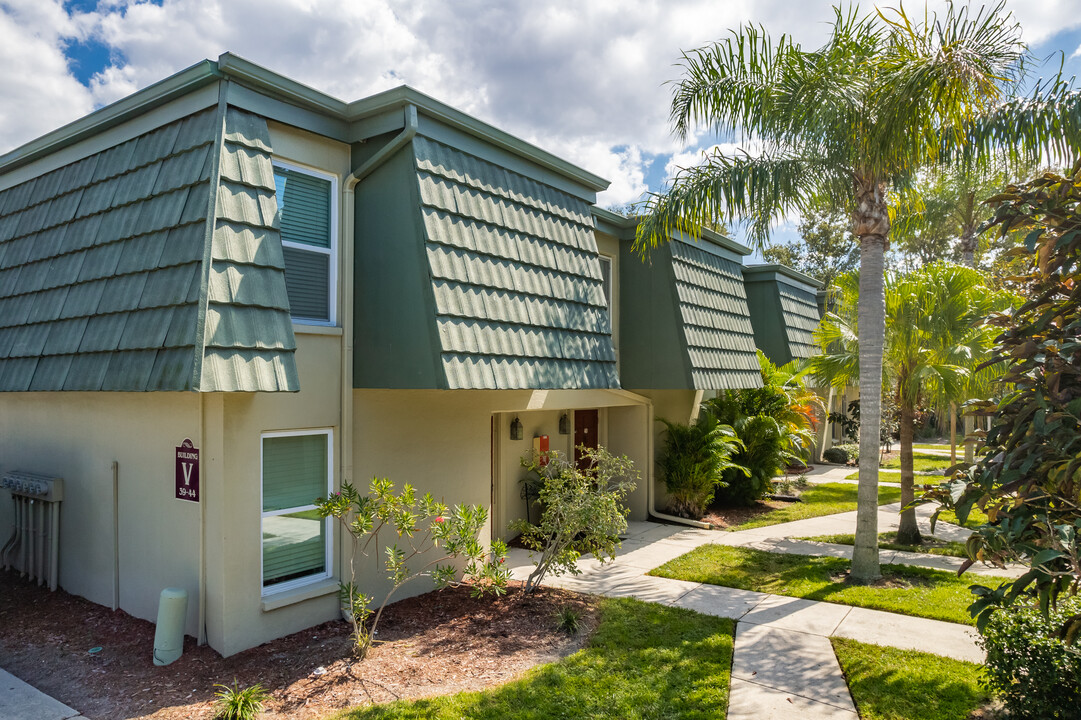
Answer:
(644, 399, 711, 530)
(335, 105, 418, 619)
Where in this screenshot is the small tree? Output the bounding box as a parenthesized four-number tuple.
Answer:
(316, 478, 509, 657)
(927, 163, 1081, 635)
(512, 447, 637, 593)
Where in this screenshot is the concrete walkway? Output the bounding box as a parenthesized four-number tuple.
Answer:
(507, 505, 1002, 718)
(0, 670, 81, 720)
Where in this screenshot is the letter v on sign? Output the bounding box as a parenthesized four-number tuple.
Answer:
(175, 438, 200, 502)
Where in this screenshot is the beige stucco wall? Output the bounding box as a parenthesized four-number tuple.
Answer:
(0, 392, 204, 636)
(631, 389, 701, 514)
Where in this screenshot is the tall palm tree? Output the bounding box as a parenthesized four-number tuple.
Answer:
(815, 264, 1010, 545)
(635, 3, 1080, 580)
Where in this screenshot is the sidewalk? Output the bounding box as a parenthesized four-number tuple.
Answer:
(507, 509, 1000, 719)
(0, 670, 81, 720)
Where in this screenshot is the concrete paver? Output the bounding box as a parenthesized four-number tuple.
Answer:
(832, 606, 984, 663)
(733, 624, 857, 712)
(727, 678, 859, 719)
(0, 670, 81, 720)
(740, 594, 853, 635)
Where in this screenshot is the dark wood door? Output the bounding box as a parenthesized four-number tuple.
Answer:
(574, 409, 599, 469)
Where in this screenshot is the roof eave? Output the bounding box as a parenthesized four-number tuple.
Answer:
(347, 85, 610, 193)
(742, 263, 824, 290)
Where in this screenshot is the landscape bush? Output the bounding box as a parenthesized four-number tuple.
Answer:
(823, 443, 860, 465)
(512, 446, 637, 593)
(981, 597, 1081, 719)
(316, 479, 509, 657)
(657, 414, 744, 518)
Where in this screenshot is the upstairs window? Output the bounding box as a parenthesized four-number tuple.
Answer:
(599, 255, 613, 324)
(273, 162, 337, 324)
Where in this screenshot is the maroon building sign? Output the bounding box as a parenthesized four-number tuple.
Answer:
(175, 438, 200, 502)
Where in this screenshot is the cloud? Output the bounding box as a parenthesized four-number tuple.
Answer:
(0, 0, 95, 153)
(4, 0, 1081, 203)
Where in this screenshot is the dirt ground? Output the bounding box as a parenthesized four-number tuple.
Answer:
(0, 571, 598, 720)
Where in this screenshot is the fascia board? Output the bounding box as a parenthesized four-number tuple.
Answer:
(216, 53, 349, 116)
(0, 60, 221, 175)
(347, 85, 610, 193)
(742, 263, 824, 290)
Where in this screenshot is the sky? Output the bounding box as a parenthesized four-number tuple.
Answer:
(2, 0, 1081, 230)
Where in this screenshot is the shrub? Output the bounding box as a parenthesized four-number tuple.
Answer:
(981, 597, 1081, 719)
(316, 479, 510, 657)
(822, 446, 849, 464)
(553, 606, 582, 634)
(657, 415, 744, 518)
(511, 446, 637, 593)
(824, 443, 860, 464)
(712, 414, 788, 506)
(213, 680, 268, 720)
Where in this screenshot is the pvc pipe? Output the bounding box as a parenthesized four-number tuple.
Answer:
(112, 461, 119, 610)
(644, 400, 711, 530)
(153, 587, 188, 666)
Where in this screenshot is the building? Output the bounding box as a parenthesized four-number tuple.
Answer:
(0, 54, 778, 656)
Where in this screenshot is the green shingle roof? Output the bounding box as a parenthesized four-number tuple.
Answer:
(415, 136, 617, 390)
(670, 241, 762, 389)
(742, 264, 823, 366)
(0, 106, 298, 392)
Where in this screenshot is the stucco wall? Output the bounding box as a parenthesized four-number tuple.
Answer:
(631, 389, 701, 515)
(0, 392, 203, 636)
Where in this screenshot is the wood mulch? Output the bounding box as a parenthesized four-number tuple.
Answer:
(0, 571, 598, 720)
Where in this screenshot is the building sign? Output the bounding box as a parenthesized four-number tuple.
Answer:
(175, 439, 200, 502)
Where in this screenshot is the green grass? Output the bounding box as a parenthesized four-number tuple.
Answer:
(797, 532, 970, 558)
(936, 505, 989, 529)
(725, 483, 902, 531)
(334, 598, 734, 720)
(650, 544, 1007, 625)
(881, 451, 953, 473)
(844, 470, 907, 483)
(833, 638, 991, 720)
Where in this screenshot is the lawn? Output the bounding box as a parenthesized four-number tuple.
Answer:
(881, 451, 953, 473)
(724, 483, 902, 531)
(833, 638, 990, 720)
(797, 532, 970, 558)
(649, 544, 1008, 625)
(335, 598, 734, 720)
(936, 504, 989, 529)
(844, 469, 906, 483)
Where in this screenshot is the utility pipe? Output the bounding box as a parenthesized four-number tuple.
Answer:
(112, 461, 119, 610)
(334, 104, 418, 620)
(644, 400, 711, 530)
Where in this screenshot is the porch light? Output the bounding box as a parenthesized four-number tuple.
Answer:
(510, 416, 523, 440)
(558, 413, 569, 435)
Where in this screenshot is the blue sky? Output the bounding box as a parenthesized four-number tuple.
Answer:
(3, 0, 1080, 243)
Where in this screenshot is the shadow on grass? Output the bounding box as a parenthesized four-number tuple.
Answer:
(337, 598, 734, 720)
(832, 638, 989, 720)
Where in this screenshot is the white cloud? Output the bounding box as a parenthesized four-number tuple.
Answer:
(0, 0, 95, 153)
(3, 0, 1081, 203)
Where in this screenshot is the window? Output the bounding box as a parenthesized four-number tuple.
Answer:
(273, 162, 337, 324)
(261, 430, 332, 593)
(598, 255, 613, 323)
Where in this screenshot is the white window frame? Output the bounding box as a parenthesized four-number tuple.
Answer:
(272, 159, 339, 327)
(598, 254, 614, 324)
(260, 428, 334, 596)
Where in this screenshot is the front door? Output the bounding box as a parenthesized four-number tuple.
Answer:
(574, 409, 599, 469)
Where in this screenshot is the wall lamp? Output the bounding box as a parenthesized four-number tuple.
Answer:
(558, 412, 570, 435)
(510, 416, 523, 440)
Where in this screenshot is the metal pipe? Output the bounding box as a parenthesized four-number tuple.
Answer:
(112, 461, 119, 610)
(350, 104, 418, 184)
(49, 498, 59, 591)
(27, 498, 35, 581)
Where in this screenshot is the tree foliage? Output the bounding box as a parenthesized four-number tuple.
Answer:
(512, 447, 638, 593)
(657, 415, 745, 519)
(762, 199, 859, 288)
(927, 163, 1081, 634)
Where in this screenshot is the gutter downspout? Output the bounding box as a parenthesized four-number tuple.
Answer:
(644, 399, 711, 530)
(336, 105, 418, 619)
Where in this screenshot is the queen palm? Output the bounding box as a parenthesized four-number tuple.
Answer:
(635, 3, 1080, 579)
(817, 264, 1009, 545)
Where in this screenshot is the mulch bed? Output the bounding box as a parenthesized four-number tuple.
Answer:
(0, 570, 597, 720)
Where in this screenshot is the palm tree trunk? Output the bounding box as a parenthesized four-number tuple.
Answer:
(896, 402, 922, 545)
(851, 177, 888, 581)
(949, 402, 957, 465)
(819, 385, 835, 462)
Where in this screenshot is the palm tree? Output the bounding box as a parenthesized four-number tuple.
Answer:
(815, 264, 1009, 544)
(635, 3, 1079, 580)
